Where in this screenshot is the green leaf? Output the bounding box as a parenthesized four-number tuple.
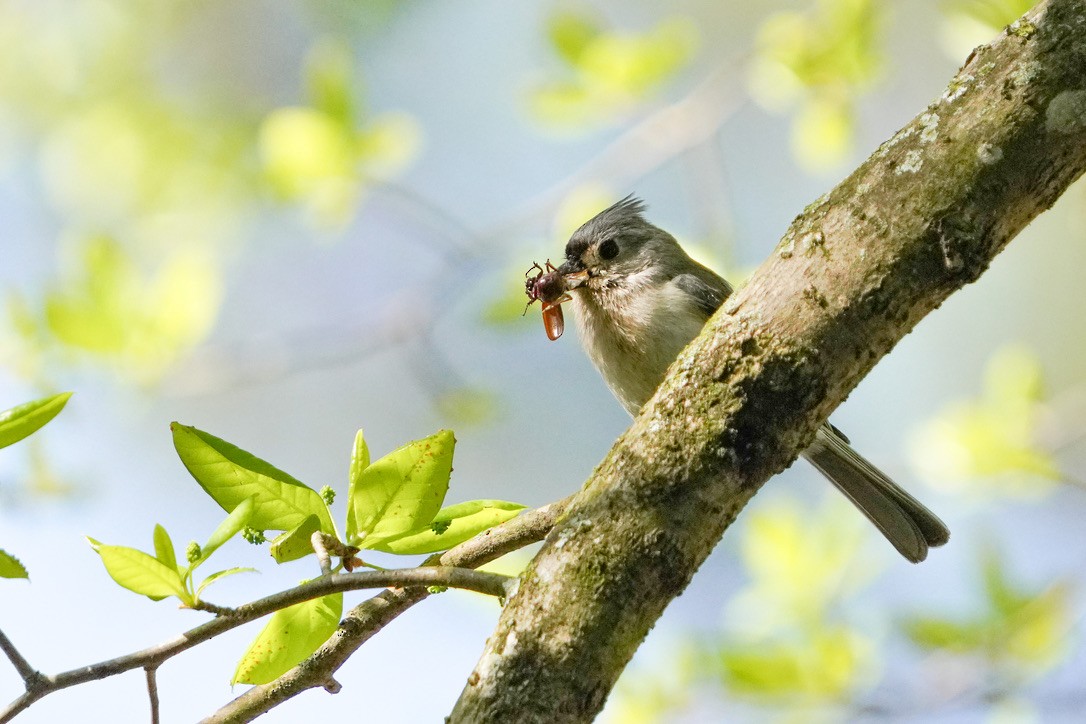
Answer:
(44, 237, 132, 355)
(792, 96, 854, 171)
(1002, 583, 1070, 670)
(269, 514, 323, 564)
(528, 80, 595, 127)
(171, 423, 333, 534)
(259, 107, 355, 199)
(909, 345, 1059, 496)
(200, 496, 257, 566)
(344, 429, 370, 543)
(717, 645, 804, 696)
(903, 547, 1071, 673)
(982, 547, 1028, 617)
(42, 237, 221, 382)
(88, 538, 189, 603)
(371, 500, 525, 554)
(352, 112, 422, 174)
(195, 567, 257, 600)
(548, 11, 600, 65)
(232, 592, 343, 685)
(578, 19, 698, 97)
(902, 616, 987, 652)
(715, 628, 871, 698)
(435, 388, 499, 427)
(305, 39, 356, 126)
(153, 524, 177, 571)
(348, 429, 455, 548)
(0, 392, 72, 450)
(0, 549, 29, 579)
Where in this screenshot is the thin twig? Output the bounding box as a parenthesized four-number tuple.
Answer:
(201, 495, 572, 723)
(0, 628, 39, 686)
(0, 565, 514, 723)
(146, 666, 160, 724)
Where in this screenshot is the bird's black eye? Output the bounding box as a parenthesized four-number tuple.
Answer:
(598, 238, 619, 260)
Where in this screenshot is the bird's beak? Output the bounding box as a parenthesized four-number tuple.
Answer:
(557, 260, 590, 290)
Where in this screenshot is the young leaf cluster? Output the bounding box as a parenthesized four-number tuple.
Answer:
(530, 10, 698, 130)
(87, 422, 524, 686)
(87, 503, 257, 608)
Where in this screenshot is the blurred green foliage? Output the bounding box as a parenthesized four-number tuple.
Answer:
(948, 0, 1037, 28)
(941, 1, 1038, 57)
(905, 547, 1072, 682)
(910, 346, 1061, 498)
(711, 626, 875, 701)
(714, 498, 881, 703)
(608, 644, 696, 724)
(0, 4, 419, 385)
(259, 40, 421, 228)
(435, 387, 501, 426)
(730, 497, 881, 631)
(608, 496, 883, 721)
(748, 0, 882, 171)
(42, 236, 220, 383)
(529, 11, 698, 132)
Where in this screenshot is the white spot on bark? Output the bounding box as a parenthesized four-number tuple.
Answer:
(503, 629, 519, 655)
(942, 74, 973, 103)
(897, 149, 923, 174)
(475, 629, 518, 679)
(800, 230, 824, 252)
(1008, 62, 1039, 93)
(919, 113, 939, 143)
(977, 142, 1003, 164)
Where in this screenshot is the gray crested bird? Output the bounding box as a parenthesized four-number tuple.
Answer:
(554, 196, 949, 563)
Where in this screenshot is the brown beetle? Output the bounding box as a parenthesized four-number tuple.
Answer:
(524, 260, 571, 341)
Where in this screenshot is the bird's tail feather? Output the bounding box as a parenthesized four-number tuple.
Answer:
(802, 426, 949, 563)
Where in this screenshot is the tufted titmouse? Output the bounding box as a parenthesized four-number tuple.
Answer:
(550, 196, 949, 563)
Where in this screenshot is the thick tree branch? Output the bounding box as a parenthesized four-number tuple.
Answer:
(450, 2, 1086, 721)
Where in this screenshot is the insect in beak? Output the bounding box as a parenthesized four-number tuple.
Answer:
(524, 260, 571, 341)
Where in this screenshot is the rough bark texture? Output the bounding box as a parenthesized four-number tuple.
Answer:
(450, 2, 1086, 721)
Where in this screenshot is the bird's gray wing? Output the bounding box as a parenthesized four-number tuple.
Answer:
(673, 272, 731, 319)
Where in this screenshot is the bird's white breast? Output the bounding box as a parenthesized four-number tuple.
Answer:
(571, 274, 710, 416)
